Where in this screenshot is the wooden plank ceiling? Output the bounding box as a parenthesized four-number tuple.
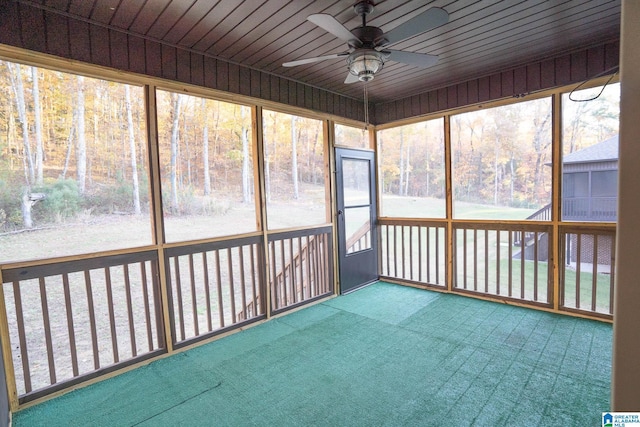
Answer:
(23, 0, 621, 104)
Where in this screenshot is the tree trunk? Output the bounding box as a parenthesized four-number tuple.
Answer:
(241, 107, 251, 203)
(532, 110, 551, 203)
(21, 191, 33, 229)
(291, 116, 299, 199)
(31, 67, 44, 186)
(76, 75, 87, 194)
(494, 137, 499, 206)
(404, 139, 411, 196)
(125, 85, 141, 214)
(510, 153, 515, 205)
(6, 63, 35, 185)
(311, 124, 320, 185)
(61, 109, 76, 180)
(170, 93, 183, 213)
(202, 99, 211, 196)
(398, 129, 405, 195)
(265, 114, 275, 202)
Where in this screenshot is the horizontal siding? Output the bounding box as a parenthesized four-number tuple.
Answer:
(373, 40, 620, 124)
(0, 2, 364, 122)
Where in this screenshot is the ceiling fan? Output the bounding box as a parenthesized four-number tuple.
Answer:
(282, 1, 449, 84)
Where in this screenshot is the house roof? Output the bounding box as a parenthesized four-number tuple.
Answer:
(563, 135, 619, 164)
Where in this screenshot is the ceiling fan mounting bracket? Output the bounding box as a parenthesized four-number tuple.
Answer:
(353, 1, 374, 18)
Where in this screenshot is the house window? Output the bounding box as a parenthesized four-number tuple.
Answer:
(563, 172, 589, 198)
(591, 170, 617, 197)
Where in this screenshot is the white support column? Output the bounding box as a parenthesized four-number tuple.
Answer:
(612, 0, 640, 411)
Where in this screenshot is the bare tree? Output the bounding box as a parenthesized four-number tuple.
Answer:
(6, 63, 34, 185)
(76, 75, 87, 194)
(202, 99, 211, 196)
(31, 66, 44, 185)
(398, 128, 405, 195)
(291, 115, 299, 199)
(531, 107, 551, 204)
(125, 85, 141, 214)
(170, 93, 183, 213)
(241, 106, 251, 203)
(404, 138, 411, 196)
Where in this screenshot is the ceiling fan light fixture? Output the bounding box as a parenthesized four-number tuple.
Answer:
(348, 50, 384, 82)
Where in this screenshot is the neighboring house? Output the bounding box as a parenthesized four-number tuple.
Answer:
(562, 134, 618, 222)
(564, 135, 618, 267)
(522, 135, 618, 265)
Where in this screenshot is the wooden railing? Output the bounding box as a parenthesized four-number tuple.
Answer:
(453, 222, 552, 305)
(164, 235, 264, 348)
(560, 225, 616, 316)
(346, 220, 371, 254)
(0, 224, 336, 404)
(268, 226, 333, 313)
(514, 204, 551, 245)
(563, 197, 617, 221)
(1, 250, 165, 403)
(379, 219, 446, 287)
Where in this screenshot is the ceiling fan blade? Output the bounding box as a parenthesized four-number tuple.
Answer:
(283, 52, 348, 67)
(384, 50, 439, 68)
(383, 7, 449, 45)
(344, 72, 360, 84)
(308, 14, 362, 46)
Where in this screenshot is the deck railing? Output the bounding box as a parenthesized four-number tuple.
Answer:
(514, 204, 552, 245)
(560, 225, 616, 316)
(562, 197, 617, 221)
(1, 250, 165, 403)
(346, 220, 371, 254)
(164, 235, 265, 348)
(378, 219, 447, 287)
(268, 226, 333, 313)
(453, 222, 552, 306)
(0, 224, 335, 404)
(0, 217, 615, 406)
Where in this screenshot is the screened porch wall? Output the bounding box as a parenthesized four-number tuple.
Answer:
(0, 0, 621, 413)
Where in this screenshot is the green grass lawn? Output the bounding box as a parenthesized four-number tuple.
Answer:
(380, 194, 538, 220)
(381, 223, 613, 315)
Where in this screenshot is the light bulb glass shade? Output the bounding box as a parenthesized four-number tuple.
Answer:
(348, 50, 384, 78)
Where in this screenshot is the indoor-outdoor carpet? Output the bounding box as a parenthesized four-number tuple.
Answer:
(13, 282, 612, 426)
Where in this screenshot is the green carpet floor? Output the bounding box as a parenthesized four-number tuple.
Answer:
(14, 282, 612, 426)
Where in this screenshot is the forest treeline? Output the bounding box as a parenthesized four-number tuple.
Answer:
(0, 58, 619, 233)
(0, 61, 326, 232)
(378, 86, 619, 210)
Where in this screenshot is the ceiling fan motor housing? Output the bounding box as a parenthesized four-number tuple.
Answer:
(350, 26, 386, 48)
